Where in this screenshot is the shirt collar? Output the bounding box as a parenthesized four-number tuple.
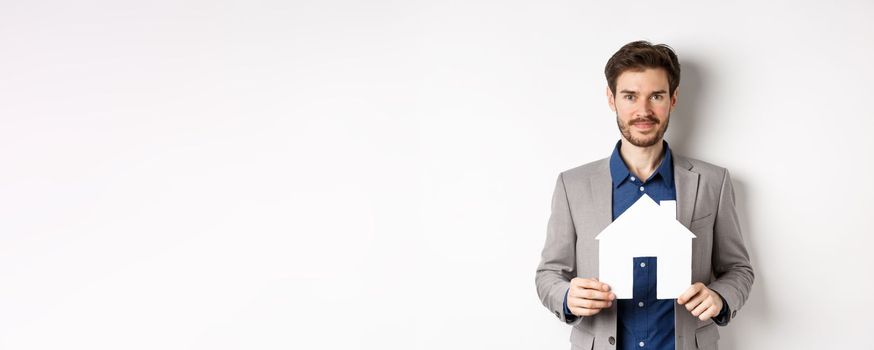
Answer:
(608, 140, 674, 189)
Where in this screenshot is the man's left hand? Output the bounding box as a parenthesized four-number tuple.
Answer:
(677, 282, 723, 321)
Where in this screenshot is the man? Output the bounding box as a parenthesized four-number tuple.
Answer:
(534, 41, 754, 350)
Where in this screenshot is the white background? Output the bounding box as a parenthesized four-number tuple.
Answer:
(1, 1, 872, 349)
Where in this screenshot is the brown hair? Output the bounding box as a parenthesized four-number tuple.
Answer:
(605, 41, 681, 97)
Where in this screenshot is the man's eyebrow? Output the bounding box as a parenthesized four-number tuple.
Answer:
(619, 89, 668, 95)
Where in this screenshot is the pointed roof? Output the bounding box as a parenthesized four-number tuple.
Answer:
(595, 193, 696, 240)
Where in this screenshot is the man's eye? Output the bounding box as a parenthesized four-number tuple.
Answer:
(651, 95, 663, 100)
(624, 95, 634, 100)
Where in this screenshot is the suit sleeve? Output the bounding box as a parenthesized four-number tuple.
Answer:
(706, 169, 755, 326)
(535, 173, 583, 326)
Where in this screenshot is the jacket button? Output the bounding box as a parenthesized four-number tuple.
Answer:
(732, 310, 737, 318)
(609, 336, 616, 345)
(554, 310, 560, 318)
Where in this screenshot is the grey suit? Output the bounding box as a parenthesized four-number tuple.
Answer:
(535, 154, 754, 350)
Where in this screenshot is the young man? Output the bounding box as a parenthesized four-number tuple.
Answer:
(535, 41, 754, 350)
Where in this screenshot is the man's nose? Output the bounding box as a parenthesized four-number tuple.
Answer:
(634, 99, 653, 117)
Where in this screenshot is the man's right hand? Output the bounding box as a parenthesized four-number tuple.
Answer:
(567, 277, 615, 317)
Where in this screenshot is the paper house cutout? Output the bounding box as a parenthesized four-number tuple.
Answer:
(596, 194, 696, 299)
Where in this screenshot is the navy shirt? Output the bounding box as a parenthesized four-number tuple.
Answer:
(562, 140, 728, 350)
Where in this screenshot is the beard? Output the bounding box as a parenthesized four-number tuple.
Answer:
(616, 112, 670, 148)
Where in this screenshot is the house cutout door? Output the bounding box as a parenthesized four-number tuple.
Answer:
(632, 256, 657, 300)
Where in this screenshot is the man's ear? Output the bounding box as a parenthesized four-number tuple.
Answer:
(607, 86, 616, 112)
(670, 89, 679, 111)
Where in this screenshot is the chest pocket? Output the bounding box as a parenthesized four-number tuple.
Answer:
(689, 212, 714, 231)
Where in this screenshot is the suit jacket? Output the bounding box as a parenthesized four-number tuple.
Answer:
(535, 154, 754, 350)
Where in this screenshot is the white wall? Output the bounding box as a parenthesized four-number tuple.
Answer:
(1, 0, 872, 349)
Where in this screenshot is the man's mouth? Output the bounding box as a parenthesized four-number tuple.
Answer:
(631, 121, 656, 130)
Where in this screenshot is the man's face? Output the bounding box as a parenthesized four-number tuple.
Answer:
(607, 68, 678, 148)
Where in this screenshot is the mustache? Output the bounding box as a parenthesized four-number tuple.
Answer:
(629, 116, 659, 125)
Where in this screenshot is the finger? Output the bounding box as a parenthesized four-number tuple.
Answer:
(569, 294, 614, 310)
(579, 289, 615, 301)
(698, 305, 719, 321)
(579, 298, 613, 309)
(677, 283, 703, 304)
(685, 292, 709, 312)
(690, 298, 712, 317)
(571, 278, 599, 290)
(570, 306, 602, 317)
(573, 278, 611, 292)
(570, 278, 593, 290)
(571, 284, 615, 301)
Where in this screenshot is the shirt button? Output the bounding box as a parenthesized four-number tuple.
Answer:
(640, 262, 646, 268)
(630, 176, 636, 181)
(638, 301, 644, 307)
(639, 186, 644, 191)
(639, 341, 645, 347)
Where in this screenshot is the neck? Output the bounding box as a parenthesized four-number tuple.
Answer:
(618, 138, 665, 181)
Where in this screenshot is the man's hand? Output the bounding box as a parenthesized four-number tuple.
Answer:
(566, 277, 615, 317)
(677, 282, 724, 321)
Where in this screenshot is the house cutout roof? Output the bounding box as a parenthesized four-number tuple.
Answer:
(596, 193, 696, 299)
(595, 193, 695, 240)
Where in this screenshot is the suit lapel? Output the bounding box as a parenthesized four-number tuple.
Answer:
(591, 154, 698, 228)
(673, 155, 699, 228)
(590, 158, 614, 231)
